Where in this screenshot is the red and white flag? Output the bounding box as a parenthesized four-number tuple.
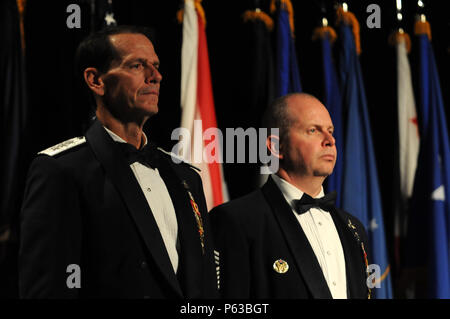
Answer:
(180, 0, 228, 210)
(395, 33, 420, 239)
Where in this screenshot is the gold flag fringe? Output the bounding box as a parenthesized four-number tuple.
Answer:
(176, 0, 206, 27)
(336, 6, 361, 55)
(17, 0, 26, 54)
(388, 31, 411, 53)
(242, 10, 274, 31)
(312, 26, 337, 43)
(176, 7, 184, 24)
(270, 0, 295, 36)
(270, 0, 276, 14)
(414, 20, 432, 41)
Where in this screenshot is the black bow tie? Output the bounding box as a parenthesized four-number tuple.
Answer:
(294, 191, 337, 215)
(115, 141, 160, 169)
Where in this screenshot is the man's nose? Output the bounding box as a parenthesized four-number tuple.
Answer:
(145, 65, 162, 84)
(323, 131, 335, 147)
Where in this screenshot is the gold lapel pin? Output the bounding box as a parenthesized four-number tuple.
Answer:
(273, 259, 289, 274)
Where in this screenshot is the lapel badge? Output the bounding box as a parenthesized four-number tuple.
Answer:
(273, 259, 289, 274)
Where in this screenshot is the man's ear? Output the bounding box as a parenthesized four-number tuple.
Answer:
(84, 68, 105, 96)
(266, 135, 283, 159)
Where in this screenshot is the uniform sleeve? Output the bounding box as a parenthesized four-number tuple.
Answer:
(19, 156, 82, 298)
(209, 205, 251, 298)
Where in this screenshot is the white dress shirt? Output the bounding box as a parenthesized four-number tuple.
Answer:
(104, 127, 179, 274)
(272, 174, 347, 299)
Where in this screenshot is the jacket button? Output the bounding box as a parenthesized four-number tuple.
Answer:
(140, 261, 148, 269)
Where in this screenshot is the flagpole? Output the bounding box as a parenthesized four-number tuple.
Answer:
(416, 0, 426, 21)
(395, 0, 404, 33)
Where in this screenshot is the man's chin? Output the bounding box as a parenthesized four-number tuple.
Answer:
(313, 168, 334, 177)
(141, 103, 159, 116)
(149, 106, 159, 115)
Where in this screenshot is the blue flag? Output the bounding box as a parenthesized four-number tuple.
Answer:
(321, 34, 344, 208)
(406, 33, 450, 299)
(274, 4, 301, 97)
(338, 23, 393, 298)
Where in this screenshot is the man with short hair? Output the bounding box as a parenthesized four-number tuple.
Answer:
(19, 26, 218, 299)
(210, 93, 370, 299)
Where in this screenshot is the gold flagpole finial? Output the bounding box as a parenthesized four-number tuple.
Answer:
(389, 0, 411, 53)
(336, 2, 361, 55)
(312, 7, 337, 44)
(414, 0, 431, 40)
(396, 0, 403, 28)
(342, 2, 348, 12)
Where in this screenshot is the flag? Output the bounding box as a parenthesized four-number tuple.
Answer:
(389, 31, 420, 271)
(405, 20, 450, 299)
(179, 0, 228, 210)
(241, 8, 275, 187)
(241, 8, 275, 127)
(337, 8, 393, 298)
(272, 0, 302, 97)
(313, 26, 344, 208)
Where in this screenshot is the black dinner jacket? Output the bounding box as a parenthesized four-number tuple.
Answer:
(210, 176, 370, 299)
(19, 120, 218, 299)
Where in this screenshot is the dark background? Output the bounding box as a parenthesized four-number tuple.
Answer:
(1, 0, 449, 298)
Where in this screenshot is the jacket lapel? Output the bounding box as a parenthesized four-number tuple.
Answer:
(262, 177, 332, 298)
(156, 158, 205, 298)
(85, 121, 183, 298)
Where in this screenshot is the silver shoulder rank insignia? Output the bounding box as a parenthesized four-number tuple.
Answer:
(38, 136, 86, 156)
(273, 259, 289, 274)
